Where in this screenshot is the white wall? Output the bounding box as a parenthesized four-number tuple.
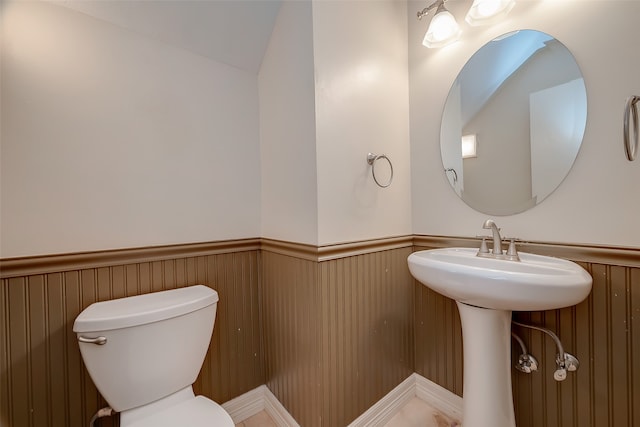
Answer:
(313, 0, 412, 245)
(2, 0, 412, 257)
(259, 0, 319, 245)
(0, 1, 261, 257)
(7, 0, 628, 257)
(409, 0, 640, 247)
(259, 0, 411, 246)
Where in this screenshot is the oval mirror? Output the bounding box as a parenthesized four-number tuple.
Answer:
(440, 30, 587, 215)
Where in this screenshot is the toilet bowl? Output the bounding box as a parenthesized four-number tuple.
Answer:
(73, 285, 234, 427)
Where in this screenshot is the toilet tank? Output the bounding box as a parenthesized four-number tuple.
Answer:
(73, 285, 218, 412)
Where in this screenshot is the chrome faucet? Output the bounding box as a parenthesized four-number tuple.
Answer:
(478, 219, 521, 261)
(483, 219, 503, 255)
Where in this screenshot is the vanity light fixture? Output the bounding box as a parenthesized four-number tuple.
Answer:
(418, 0, 516, 48)
(465, 0, 515, 26)
(462, 134, 477, 158)
(417, 0, 462, 48)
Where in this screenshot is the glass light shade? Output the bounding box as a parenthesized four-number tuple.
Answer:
(465, 0, 515, 26)
(422, 8, 461, 48)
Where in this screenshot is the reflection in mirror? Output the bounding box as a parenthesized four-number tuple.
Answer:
(440, 30, 587, 215)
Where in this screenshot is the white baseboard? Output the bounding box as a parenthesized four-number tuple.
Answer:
(348, 373, 462, 427)
(414, 374, 463, 421)
(223, 374, 461, 427)
(346, 375, 417, 427)
(222, 386, 267, 424)
(222, 385, 300, 427)
(263, 388, 300, 427)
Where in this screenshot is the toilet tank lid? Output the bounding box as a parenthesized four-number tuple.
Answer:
(73, 285, 218, 333)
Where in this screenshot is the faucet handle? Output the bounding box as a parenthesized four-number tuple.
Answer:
(476, 235, 491, 255)
(505, 238, 520, 260)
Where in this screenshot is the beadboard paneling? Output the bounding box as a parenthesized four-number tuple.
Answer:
(261, 251, 322, 427)
(318, 248, 414, 426)
(511, 262, 640, 427)
(3, 236, 638, 427)
(413, 277, 464, 396)
(0, 249, 263, 427)
(0, 239, 262, 279)
(413, 240, 640, 427)
(261, 247, 414, 427)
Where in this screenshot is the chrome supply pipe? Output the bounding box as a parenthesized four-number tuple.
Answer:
(512, 320, 579, 381)
(511, 331, 538, 374)
(89, 407, 115, 427)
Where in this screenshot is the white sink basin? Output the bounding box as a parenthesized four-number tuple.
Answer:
(408, 247, 592, 311)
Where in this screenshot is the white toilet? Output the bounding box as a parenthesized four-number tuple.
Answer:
(73, 285, 234, 427)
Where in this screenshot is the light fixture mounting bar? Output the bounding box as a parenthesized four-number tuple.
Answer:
(417, 0, 444, 20)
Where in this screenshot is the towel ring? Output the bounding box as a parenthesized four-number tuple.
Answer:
(445, 167, 458, 184)
(367, 153, 393, 188)
(623, 95, 639, 161)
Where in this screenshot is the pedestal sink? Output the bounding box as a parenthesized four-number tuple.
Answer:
(408, 247, 592, 427)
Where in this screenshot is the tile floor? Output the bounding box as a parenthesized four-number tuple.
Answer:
(383, 398, 460, 427)
(233, 397, 460, 427)
(235, 410, 278, 427)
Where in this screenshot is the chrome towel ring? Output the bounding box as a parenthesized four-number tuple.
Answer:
(367, 153, 393, 188)
(445, 167, 458, 184)
(624, 95, 639, 161)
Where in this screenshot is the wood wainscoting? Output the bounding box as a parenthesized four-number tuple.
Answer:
(261, 238, 415, 427)
(2, 236, 638, 427)
(1, 237, 416, 427)
(0, 240, 264, 427)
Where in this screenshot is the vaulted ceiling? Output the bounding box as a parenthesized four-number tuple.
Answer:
(53, 0, 282, 73)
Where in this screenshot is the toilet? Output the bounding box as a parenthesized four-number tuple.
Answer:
(73, 285, 234, 427)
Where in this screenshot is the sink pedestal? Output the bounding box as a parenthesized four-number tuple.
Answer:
(456, 302, 515, 427)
